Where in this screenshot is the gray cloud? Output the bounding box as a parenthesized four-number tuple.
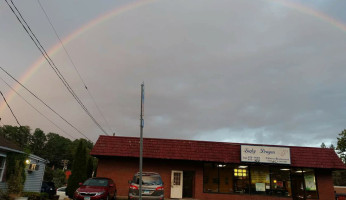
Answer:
(0, 0, 345, 147)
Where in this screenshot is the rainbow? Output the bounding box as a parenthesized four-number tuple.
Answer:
(269, 0, 346, 32)
(0, 0, 157, 114)
(1, 0, 346, 116)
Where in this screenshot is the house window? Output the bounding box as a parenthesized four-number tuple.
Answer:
(0, 155, 6, 182)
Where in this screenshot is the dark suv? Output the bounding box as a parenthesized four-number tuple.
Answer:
(74, 177, 117, 200)
(41, 181, 56, 198)
(128, 172, 164, 200)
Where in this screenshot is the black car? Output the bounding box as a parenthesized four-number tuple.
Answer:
(41, 181, 56, 197)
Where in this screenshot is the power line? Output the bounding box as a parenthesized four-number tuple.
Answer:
(0, 90, 21, 126)
(7, 0, 109, 135)
(5, 0, 109, 136)
(37, 0, 114, 133)
(0, 66, 91, 141)
(0, 76, 76, 140)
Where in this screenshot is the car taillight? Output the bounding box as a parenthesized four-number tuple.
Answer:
(129, 185, 138, 190)
(155, 186, 164, 191)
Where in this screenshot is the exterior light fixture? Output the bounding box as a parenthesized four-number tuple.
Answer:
(295, 170, 305, 173)
(25, 159, 31, 165)
(280, 168, 290, 171)
(238, 165, 248, 168)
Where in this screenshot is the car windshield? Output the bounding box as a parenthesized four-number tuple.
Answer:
(83, 179, 108, 186)
(133, 175, 162, 185)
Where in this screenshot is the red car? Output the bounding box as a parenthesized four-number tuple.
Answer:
(74, 177, 117, 200)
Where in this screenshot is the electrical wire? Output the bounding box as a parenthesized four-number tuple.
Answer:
(0, 90, 21, 126)
(0, 66, 91, 141)
(37, 0, 114, 134)
(5, 0, 109, 136)
(0, 76, 76, 140)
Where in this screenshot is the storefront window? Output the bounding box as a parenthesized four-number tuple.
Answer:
(250, 166, 270, 195)
(233, 166, 250, 194)
(291, 168, 318, 199)
(203, 163, 219, 193)
(291, 168, 305, 199)
(304, 169, 318, 199)
(219, 164, 234, 193)
(270, 167, 291, 197)
(204, 164, 318, 198)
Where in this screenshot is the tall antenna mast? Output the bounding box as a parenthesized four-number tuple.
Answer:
(139, 82, 144, 200)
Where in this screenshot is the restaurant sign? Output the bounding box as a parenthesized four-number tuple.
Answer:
(241, 145, 291, 164)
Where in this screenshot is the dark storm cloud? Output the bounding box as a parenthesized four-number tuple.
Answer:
(1, 0, 345, 146)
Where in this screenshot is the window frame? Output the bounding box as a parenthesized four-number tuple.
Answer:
(0, 153, 7, 182)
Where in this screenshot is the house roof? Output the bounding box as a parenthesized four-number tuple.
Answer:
(0, 135, 23, 153)
(90, 135, 346, 170)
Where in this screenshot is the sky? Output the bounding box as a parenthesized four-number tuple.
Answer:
(0, 0, 346, 147)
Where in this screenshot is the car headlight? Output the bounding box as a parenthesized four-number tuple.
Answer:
(95, 191, 105, 196)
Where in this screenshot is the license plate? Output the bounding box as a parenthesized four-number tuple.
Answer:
(84, 197, 90, 200)
(143, 190, 150, 194)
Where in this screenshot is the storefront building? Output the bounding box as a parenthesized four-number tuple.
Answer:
(91, 136, 345, 200)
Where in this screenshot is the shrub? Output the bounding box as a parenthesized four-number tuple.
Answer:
(0, 189, 10, 200)
(66, 141, 87, 198)
(6, 152, 27, 196)
(22, 192, 49, 200)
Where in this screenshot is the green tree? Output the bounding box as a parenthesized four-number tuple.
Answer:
(52, 169, 67, 188)
(0, 125, 31, 150)
(43, 133, 72, 168)
(43, 167, 53, 182)
(66, 141, 88, 198)
(29, 128, 47, 157)
(337, 129, 346, 163)
(86, 157, 94, 178)
(6, 152, 27, 197)
(320, 142, 326, 148)
(330, 144, 335, 150)
(333, 170, 346, 186)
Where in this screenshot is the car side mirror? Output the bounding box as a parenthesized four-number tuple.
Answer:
(162, 182, 164, 185)
(79, 182, 83, 186)
(110, 184, 114, 187)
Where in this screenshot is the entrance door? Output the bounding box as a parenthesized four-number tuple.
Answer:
(291, 169, 306, 200)
(183, 171, 194, 198)
(171, 170, 183, 198)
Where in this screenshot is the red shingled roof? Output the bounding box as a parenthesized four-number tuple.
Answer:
(91, 136, 346, 169)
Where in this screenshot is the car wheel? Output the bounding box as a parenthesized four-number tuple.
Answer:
(113, 192, 117, 200)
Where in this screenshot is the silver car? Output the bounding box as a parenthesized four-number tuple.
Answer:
(128, 172, 164, 200)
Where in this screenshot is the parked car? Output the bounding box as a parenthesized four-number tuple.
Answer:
(128, 172, 164, 200)
(41, 181, 56, 198)
(74, 177, 117, 200)
(56, 186, 67, 200)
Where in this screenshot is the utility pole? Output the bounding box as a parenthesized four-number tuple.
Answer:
(139, 82, 144, 200)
